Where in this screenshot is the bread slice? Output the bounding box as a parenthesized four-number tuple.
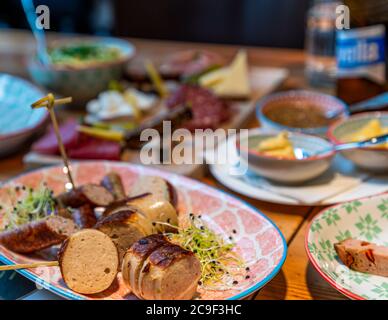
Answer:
(58, 229, 118, 294)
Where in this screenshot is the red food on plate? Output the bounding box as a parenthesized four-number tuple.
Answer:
(166, 85, 229, 130)
(32, 119, 79, 154)
(68, 137, 120, 160)
(32, 118, 121, 161)
(160, 50, 226, 78)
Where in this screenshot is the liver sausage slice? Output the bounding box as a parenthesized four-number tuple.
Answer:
(58, 229, 119, 294)
(334, 238, 388, 277)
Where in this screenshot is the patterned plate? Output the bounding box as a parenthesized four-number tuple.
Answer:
(306, 194, 388, 300)
(0, 161, 286, 300)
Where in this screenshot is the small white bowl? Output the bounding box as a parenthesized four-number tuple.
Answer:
(328, 112, 388, 172)
(237, 130, 335, 184)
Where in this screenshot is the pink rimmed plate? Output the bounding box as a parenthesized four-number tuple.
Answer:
(0, 161, 286, 300)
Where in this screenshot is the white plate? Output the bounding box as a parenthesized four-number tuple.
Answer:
(209, 130, 388, 206)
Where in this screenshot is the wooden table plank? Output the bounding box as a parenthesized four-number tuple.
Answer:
(256, 207, 347, 300)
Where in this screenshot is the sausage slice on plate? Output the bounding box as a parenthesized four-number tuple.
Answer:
(126, 194, 178, 233)
(130, 176, 177, 208)
(57, 184, 114, 208)
(71, 204, 97, 229)
(58, 229, 119, 295)
(122, 236, 201, 300)
(0, 216, 78, 253)
(101, 172, 126, 201)
(95, 209, 156, 265)
(334, 238, 388, 277)
(122, 234, 167, 298)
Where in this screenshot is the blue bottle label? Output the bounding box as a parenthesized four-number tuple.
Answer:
(337, 25, 386, 84)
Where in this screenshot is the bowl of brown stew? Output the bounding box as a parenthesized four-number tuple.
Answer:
(256, 90, 348, 136)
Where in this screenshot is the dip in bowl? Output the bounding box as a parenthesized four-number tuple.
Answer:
(328, 112, 388, 172)
(28, 37, 135, 104)
(237, 130, 335, 184)
(256, 90, 348, 136)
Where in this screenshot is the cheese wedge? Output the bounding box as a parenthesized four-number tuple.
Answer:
(199, 50, 251, 98)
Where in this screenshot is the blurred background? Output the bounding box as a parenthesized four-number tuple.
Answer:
(1, 0, 310, 48)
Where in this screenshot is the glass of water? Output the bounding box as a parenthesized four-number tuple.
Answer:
(305, 0, 340, 88)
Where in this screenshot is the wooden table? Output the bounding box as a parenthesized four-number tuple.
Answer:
(0, 29, 346, 300)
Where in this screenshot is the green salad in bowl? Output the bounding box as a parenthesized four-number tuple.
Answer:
(27, 37, 135, 104)
(48, 43, 122, 67)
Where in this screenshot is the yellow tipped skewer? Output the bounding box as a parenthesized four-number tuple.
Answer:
(31, 93, 75, 190)
(0, 261, 59, 271)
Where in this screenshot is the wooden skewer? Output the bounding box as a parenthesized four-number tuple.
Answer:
(0, 260, 59, 271)
(31, 93, 75, 190)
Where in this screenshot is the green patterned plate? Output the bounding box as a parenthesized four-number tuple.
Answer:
(306, 194, 388, 300)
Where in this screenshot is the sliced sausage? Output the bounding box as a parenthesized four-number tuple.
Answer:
(57, 184, 114, 208)
(126, 194, 178, 233)
(71, 205, 97, 229)
(58, 229, 119, 294)
(101, 172, 126, 201)
(102, 193, 150, 217)
(122, 234, 167, 298)
(137, 243, 201, 300)
(334, 238, 388, 277)
(95, 209, 156, 265)
(0, 216, 78, 253)
(130, 176, 178, 208)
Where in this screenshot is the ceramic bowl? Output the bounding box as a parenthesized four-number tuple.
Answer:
(27, 37, 135, 105)
(306, 193, 388, 300)
(237, 130, 335, 184)
(256, 90, 348, 136)
(328, 112, 388, 172)
(0, 73, 48, 157)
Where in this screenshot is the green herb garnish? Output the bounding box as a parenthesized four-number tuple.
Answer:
(164, 215, 244, 289)
(2, 185, 56, 231)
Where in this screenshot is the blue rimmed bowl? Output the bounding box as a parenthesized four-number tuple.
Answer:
(256, 90, 348, 136)
(328, 112, 388, 172)
(0, 73, 48, 157)
(27, 37, 135, 105)
(237, 130, 335, 184)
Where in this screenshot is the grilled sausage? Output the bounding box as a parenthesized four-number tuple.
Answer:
(122, 234, 167, 298)
(57, 184, 114, 208)
(101, 172, 126, 201)
(95, 209, 156, 265)
(58, 229, 119, 294)
(102, 193, 150, 217)
(71, 205, 97, 229)
(102, 193, 178, 233)
(126, 194, 178, 233)
(334, 238, 388, 277)
(0, 216, 78, 253)
(130, 176, 178, 208)
(122, 236, 201, 300)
